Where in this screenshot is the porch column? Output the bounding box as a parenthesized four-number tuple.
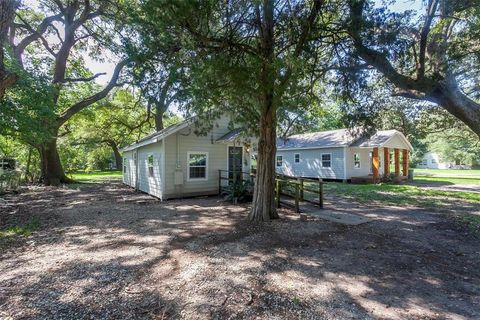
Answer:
(403, 149, 409, 177)
(372, 147, 380, 182)
(383, 147, 390, 177)
(394, 148, 400, 176)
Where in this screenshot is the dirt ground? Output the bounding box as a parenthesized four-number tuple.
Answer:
(1, 181, 479, 320)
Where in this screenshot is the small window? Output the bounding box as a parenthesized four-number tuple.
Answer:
(123, 158, 127, 173)
(188, 152, 208, 180)
(431, 158, 437, 164)
(294, 153, 300, 163)
(321, 154, 331, 168)
(276, 155, 283, 167)
(354, 153, 360, 168)
(148, 155, 154, 177)
(422, 159, 427, 165)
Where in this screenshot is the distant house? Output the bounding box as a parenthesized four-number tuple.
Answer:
(417, 152, 470, 169)
(275, 129, 413, 182)
(121, 116, 252, 200)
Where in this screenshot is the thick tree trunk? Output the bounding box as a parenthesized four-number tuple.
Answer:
(249, 0, 278, 222)
(433, 79, 480, 139)
(155, 108, 164, 131)
(108, 140, 123, 170)
(39, 138, 71, 186)
(249, 107, 279, 221)
(0, 0, 18, 98)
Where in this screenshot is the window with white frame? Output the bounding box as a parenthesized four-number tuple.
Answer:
(431, 158, 437, 164)
(421, 158, 428, 165)
(123, 158, 127, 173)
(276, 155, 283, 167)
(188, 152, 208, 180)
(354, 153, 360, 168)
(147, 155, 154, 177)
(294, 153, 300, 163)
(321, 153, 331, 168)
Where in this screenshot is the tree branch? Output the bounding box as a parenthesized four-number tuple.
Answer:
(61, 72, 107, 83)
(13, 13, 63, 65)
(58, 59, 129, 125)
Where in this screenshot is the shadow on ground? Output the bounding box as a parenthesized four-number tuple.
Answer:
(0, 181, 479, 319)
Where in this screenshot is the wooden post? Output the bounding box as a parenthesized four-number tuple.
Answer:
(372, 147, 380, 182)
(394, 148, 400, 176)
(276, 179, 281, 208)
(319, 178, 324, 208)
(298, 178, 304, 201)
(403, 149, 409, 177)
(383, 147, 390, 177)
(294, 183, 300, 213)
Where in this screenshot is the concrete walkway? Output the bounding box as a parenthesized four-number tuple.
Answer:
(280, 195, 371, 225)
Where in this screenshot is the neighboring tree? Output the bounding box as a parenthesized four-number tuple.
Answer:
(69, 89, 152, 168)
(133, 62, 186, 132)
(345, 0, 480, 138)
(135, 0, 328, 221)
(4, 0, 130, 185)
(0, 0, 19, 98)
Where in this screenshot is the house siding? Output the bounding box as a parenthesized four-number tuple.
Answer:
(122, 150, 137, 188)
(163, 117, 233, 198)
(345, 147, 384, 179)
(276, 147, 346, 180)
(136, 142, 163, 199)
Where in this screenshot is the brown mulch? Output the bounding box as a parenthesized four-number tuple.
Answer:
(0, 181, 479, 319)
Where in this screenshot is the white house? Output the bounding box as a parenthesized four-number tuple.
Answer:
(121, 116, 252, 200)
(275, 128, 413, 182)
(416, 152, 470, 169)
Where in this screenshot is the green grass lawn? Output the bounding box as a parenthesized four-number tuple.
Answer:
(411, 168, 480, 185)
(294, 181, 480, 208)
(68, 170, 122, 182)
(413, 168, 480, 177)
(412, 176, 480, 185)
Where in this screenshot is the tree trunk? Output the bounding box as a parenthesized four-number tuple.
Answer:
(155, 107, 164, 131)
(433, 79, 480, 139)
(108, 140, 123, 170)
(250, 106, 279, 221)
(0, 0, 18, 98)
(39, 138, 71, 186)
(249, 0, 278, 222)
(25, 147, 32, 182)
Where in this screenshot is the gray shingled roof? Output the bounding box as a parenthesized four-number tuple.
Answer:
(350, 129, 398, 147)
(277, 128, 410, 150)
(121, 119, 191, 152)
(216, 128, 244, 143)
(277, 128, 355, 149)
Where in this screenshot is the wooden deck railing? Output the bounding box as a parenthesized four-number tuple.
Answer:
(275, 174, 324, 213)
(218, 170, 325, 212)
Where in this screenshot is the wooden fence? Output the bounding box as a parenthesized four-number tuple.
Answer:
(218, 170, 325, 212)
(275, 174, 324, 213)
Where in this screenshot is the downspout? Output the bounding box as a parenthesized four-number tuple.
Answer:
(343, 146, 348, 183)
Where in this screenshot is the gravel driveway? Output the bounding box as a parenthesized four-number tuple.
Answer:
(1, 181, 479, 319)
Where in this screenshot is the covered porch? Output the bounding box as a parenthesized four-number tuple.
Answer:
(347, 130, 413, 183)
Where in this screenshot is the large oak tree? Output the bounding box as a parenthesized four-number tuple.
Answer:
(4, 0, 130, 185)
(345, 0, 480, 138)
